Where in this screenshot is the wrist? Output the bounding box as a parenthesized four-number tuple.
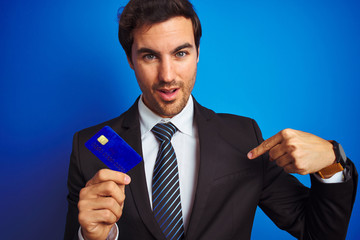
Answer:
(317, 140, 346, 179)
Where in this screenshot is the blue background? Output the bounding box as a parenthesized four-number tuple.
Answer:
(1, 0, 359, 239)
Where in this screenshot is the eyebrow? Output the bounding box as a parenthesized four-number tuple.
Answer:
(136, 43, 194, 56)
(171, 43, 193, 54)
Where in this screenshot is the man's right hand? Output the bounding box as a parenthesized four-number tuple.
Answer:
(78, 169, 131, 240)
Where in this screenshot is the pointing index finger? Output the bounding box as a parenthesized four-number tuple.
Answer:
(248, 132, 283, 159)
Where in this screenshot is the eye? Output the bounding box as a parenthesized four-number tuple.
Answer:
(143, 54, 157, 61)
(175, 51, 187, 58)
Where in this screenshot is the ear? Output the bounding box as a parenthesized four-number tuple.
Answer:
(197, 46, 200, 63)
(127, 55, 134, 70)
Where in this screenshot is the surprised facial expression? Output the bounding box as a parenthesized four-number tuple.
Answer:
(129, 17, 199, 118)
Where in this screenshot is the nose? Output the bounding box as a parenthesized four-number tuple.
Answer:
(158, 57, 175, 82)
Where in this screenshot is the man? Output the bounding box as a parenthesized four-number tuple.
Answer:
(64, 0, 357, 239)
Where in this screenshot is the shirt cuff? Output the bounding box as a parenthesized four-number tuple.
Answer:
(313, 170, 345, 183)
(78, 224, 119, 240)
(313, 157, 348, 183)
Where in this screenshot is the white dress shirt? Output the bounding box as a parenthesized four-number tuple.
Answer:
(138, 95, 200, 231)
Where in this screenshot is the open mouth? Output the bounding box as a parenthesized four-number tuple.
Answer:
(157, 88, 179, 101)
(160, 89, 177, 94)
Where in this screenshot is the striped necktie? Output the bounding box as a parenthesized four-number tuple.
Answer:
(151, 122, 185, 240)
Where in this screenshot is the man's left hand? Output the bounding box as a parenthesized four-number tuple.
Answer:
(248, 129, 336, 175)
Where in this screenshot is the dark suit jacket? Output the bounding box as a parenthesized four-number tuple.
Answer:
(64, 97, 357, 240)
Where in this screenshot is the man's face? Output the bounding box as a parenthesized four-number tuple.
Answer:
(129, 17, 199, 118)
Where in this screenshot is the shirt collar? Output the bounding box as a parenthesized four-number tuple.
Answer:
(138, 95, 194, 137)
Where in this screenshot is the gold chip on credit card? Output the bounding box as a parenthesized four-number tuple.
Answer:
(97, 135, 109, 145)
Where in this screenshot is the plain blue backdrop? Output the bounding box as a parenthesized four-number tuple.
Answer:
(1, 0, 359, 239)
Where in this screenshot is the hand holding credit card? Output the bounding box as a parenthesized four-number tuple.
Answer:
(85, 126, 142, 173)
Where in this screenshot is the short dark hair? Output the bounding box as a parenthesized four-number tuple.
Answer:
(118, 0, 202, 60)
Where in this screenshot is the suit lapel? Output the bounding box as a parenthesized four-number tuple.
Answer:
(185, 99, 220, 240)
(114, 100, 166, 240)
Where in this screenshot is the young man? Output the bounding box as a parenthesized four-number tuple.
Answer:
(64, 0, 357, 239)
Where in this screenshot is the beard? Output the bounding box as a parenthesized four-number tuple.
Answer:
(150, 80, 189, 117)
(140, 68, 197, 118)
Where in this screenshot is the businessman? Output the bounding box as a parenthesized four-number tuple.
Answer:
(64, 0, 358, 239)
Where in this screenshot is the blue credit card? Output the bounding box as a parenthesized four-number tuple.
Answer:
(85, 126, 142, 173)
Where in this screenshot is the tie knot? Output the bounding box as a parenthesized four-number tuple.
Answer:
(151, 122, 177, 143)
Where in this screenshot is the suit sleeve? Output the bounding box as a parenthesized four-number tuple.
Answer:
(251, 120, 358, 240)
(64, 132, 86, 240)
